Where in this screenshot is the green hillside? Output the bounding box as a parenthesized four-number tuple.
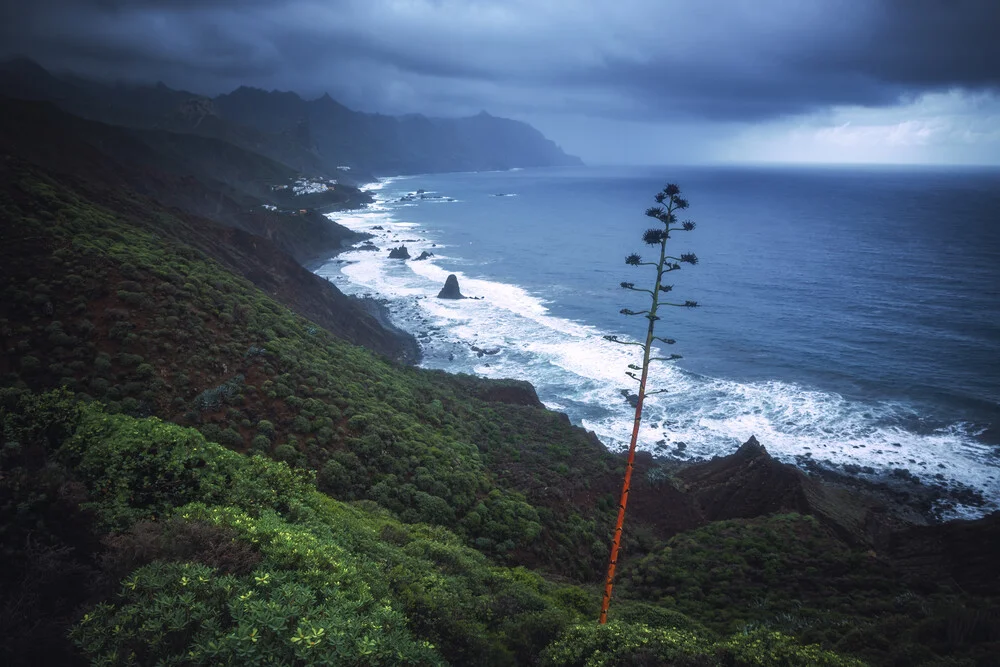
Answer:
(1, 108, 998, 666)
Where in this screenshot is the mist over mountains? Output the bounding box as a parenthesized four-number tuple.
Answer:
(0, 58, 582, 179)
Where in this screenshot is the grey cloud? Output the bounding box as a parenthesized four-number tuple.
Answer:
(1, 0, 997, 123)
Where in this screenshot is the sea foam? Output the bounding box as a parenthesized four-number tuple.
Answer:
(319, 178, 1000, 520)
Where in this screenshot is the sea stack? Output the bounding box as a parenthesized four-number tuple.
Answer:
(388, 245, 410, 259)
(437, 274, 465, 299)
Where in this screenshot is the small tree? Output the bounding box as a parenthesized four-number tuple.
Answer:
(599, 183, 699, 624)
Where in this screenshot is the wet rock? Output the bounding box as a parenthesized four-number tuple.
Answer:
(388, 245, 410, 259)
(413, 250, 434, 261)
(620, 389, 639, 408)
(437, 274, 465, 299)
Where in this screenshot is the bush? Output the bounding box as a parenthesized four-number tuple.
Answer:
(256, 419, 275, 439)
(24, 398, 589, 665)
(273, 443, 302, 466)
(251, 434, 271, 452)
(541, 623, 863, 667)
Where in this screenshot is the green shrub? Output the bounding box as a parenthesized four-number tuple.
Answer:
(541, 623, 864, 667)
(251, 434, 271, 452)
(541, 621, 712, 666)
(256, 419, 275, 439)
(274, 442, 302, 466)
(30, 397, 589, 665)
(71, 561, 441, 666)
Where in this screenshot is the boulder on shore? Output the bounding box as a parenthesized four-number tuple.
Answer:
(437, 274, 465, 299)
(388, 245, 410, 259)
(413, 250, 434, 261)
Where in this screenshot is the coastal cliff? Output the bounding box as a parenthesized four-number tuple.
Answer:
(0, 80, 998, 667)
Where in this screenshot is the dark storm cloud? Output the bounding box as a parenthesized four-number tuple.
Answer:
(2, 0, 997, 121)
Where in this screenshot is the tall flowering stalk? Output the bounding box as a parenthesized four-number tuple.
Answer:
(598, 183, 699, 624)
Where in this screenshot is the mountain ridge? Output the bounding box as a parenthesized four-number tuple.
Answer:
(0, 59, 583, 178)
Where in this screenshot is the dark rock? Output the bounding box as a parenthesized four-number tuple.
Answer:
(371, 225, 384, 230)
(440, 374, 544, 408)
(437, 274, 465, 299)
(413, 251, 434, 261)
(620, 389, 639, 408)
(472, 379, 543, 407)
(388, 245, 410, 259)
(679, 436, 901, 546)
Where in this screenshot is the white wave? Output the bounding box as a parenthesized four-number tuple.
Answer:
(318, 179, 1000, 520)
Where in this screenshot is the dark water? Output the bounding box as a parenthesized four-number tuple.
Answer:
(320, 165, 1000, 517)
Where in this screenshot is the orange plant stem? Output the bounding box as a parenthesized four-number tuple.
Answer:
(598, 359, 649, 624)
(599, 194, 674, 624)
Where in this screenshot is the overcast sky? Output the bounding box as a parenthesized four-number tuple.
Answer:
(3, 0, 999, 165)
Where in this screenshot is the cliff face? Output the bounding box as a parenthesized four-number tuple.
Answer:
(0, 97, 370, 259)
(0, 98, 414, 363)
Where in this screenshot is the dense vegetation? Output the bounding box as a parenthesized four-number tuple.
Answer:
(617, 515, 1000, 666)
(0, 159, 625, 572)
(1, 103, 998, 665)
(2, 391, 868, 666)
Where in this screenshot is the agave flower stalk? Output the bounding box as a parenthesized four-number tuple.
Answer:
(598, 183, 699, 624)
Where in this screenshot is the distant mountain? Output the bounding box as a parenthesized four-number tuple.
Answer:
(214, 86, 583, 174)
(0, 59, 583, 177)
(0, 59, 333, 178)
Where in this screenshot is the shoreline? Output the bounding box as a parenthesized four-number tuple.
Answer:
(308, 172, 1000, 523)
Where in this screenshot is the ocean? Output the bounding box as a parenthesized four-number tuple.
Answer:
(316, 165, 1000, 519)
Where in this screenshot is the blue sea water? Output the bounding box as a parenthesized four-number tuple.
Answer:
(317, 165, 1000, 518)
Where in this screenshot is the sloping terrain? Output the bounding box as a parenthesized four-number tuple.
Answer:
(0, 97, 998, 666)
(0, 98, 369, 263)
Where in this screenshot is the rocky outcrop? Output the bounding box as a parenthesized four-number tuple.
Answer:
(388, 245, 410, 259)
(455, 377, 545, 408)
(620, 389, 640, 408)
(677, 436, 914, 546)
(413, 250, 434, 261)
(437, 274, 465, 299)
(679, 436, 814, 520)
